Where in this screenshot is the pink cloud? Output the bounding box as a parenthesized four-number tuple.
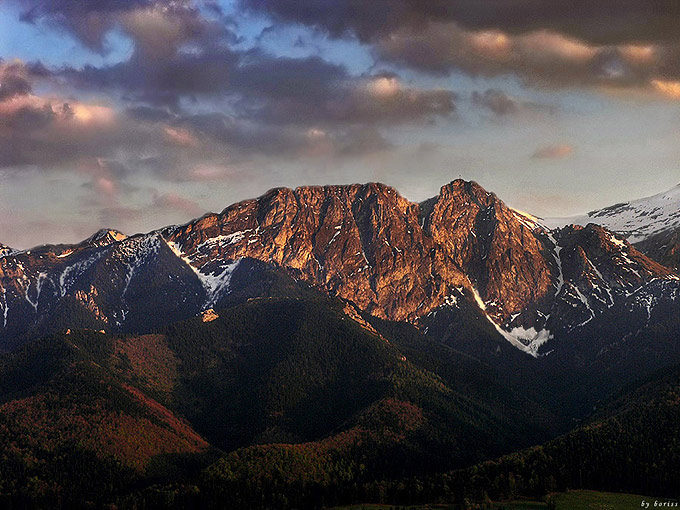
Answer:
(531, 144, 574, 159)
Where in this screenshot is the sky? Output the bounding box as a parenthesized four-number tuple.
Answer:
(1, 1, 680, 248)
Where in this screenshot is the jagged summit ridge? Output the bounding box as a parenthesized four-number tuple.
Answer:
(0, 179, 677, 356)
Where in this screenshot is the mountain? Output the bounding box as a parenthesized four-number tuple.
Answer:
(0, 329, 215, 508)
(1, 180, 678, 357)
(0, 289, 563, 508)
(546, 183, 680, 269)
(201, 358, 680, 508)
(1, 179, 680, 508)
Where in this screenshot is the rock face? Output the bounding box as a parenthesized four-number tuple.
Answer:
(162, 180, 569, 323)
(635, 229, 680, 270)
(164, 183, 465, 322)
(424, 180, 553, 319)
(0, 179, 677, 355)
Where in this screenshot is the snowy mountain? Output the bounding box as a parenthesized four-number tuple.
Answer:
(544, 183, 680, 269)
(544, 183, 680, 242)
(83, 228, 128, 247)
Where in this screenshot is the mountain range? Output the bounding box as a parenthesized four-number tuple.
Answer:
(1, 179, 678, 355)
(1, 179, 680, 508)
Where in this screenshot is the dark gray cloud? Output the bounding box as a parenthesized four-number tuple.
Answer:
(0, 61, 33, 100)
(229, 58, 456, 125)
(472, 89, 520, 116)
(242, 1, 680, 92)
(0, 100, 149, 169)
(241, 0, 680, 46)
(15, 0, 154, 51)
(15, 0, 154, 52)
(62, 47, 238, 107)
(471, 89, 554, 116)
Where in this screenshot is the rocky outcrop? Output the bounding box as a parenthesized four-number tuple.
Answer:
(84, 229, 128, 248)
(635, 228, 680, 271)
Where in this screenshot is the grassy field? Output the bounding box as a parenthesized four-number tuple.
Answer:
(495, 491, 678, 509)
(551, 490, 676, 509)
(333, 490, 678, 509)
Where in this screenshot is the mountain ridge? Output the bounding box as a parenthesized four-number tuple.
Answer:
(0, 179, 677, 357)
(545, 182, 680, 270)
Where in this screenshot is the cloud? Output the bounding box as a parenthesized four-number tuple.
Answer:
(11, 0, 213, 53)
(0, 60, 34, 100)
(531, 144, 574, 159)
(60, 38, 238, 107)
(471, 88, 555, 117)
(243, 1, 680, 96)
(472, 89, 521, 116)
(14, 0, 152, 52)
(376, 23, 665, 88)
(164, 126, 199, 147)
(651, 79, 680, 99)
(241, 0, 680, 47)
(0, 90, 154, 169)
(62, 49, 457, 123)
(12, 0, 680, 98)
(230, 61, 457, 125)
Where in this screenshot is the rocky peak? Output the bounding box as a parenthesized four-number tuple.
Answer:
(556, 223, 672, 287)
(424, 179, 554, 318)
(84, 229, 128, 248)
(164, 182, 458, 321)
(437, 179, 498, 206)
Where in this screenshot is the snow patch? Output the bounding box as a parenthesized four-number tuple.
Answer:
(470, 287, 549, 357)
(165, 239, 241, 308)
(197, 229, 253, 250)
(0, 287, 8, 328)
(546, 232, 564, 296)
(59, 252, 104, 297)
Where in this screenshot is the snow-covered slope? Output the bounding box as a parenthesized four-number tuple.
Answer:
(544, 184, 680, 243)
